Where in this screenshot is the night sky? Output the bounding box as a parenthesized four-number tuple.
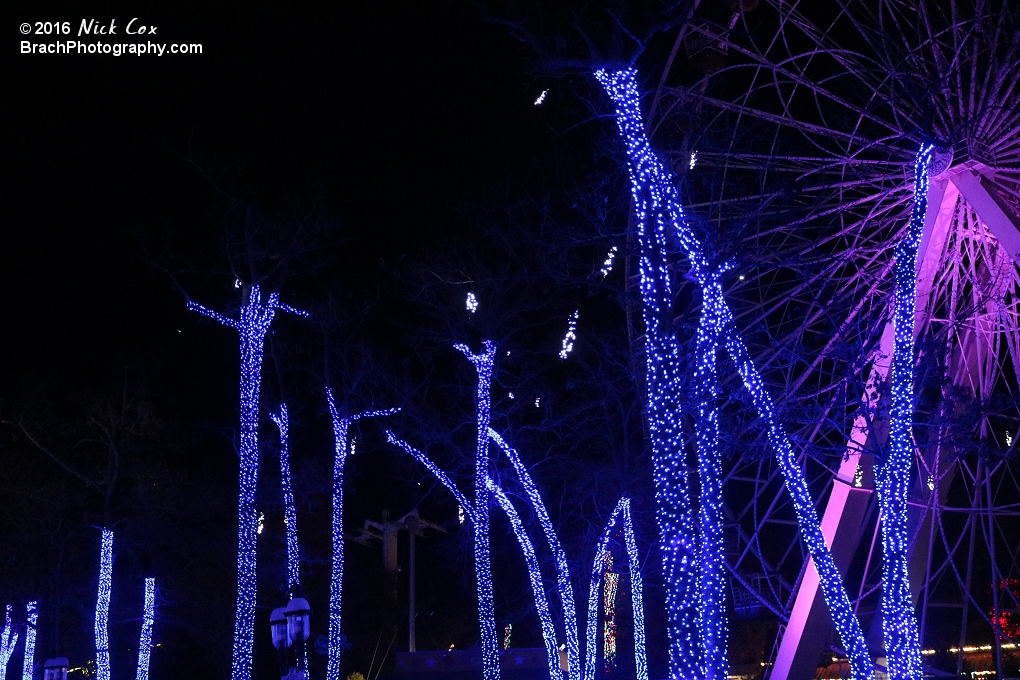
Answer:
(6, 2, 652, 678)
(7, 1, 547, 394)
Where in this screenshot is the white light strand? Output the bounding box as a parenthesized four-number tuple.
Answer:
(489, 429, 581, 680)
(188, 285, 307, 680)
(95, 528, 113, 680)
(0, 605, 18, 674)
(21, 601, 37, 680)
(270, 405, 301, 593)
(534, 89, 548, 105)
(596, 68, 872, 680)
(689, 151, 698, 170)
(135, 578, 155, 680)
(878, 144, 934, 680)
(559, 311, 580, 359)
(466, 292, 479, 313)
(385, 432, 560, 680)
(600, 246, 618, 278)
(325, 390, 400, 680)
(453, 341, 500, 680)
(582, 498, 648, 680)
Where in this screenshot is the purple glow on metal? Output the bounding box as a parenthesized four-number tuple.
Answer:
(596, 67, 872, 679)
(878, 145, 934, 680)
(95, 528, 113, 680)
(325, 390, 399, 680)
(583, 498, 647, 680)
(270, 404, 301, 592)
(454, 340, 500, 680)
(488, 429, 580, 680)
(188, 285, 307, 680)
(136, 578, 155, 680)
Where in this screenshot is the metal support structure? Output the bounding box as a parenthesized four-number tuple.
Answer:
(773, 164, 1020, 676)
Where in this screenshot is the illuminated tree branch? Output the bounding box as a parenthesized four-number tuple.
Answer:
(0, 605, 19, 674)
(136, 578, 156, 680)
(488, 429, 580, 680)
(325, 390, 399, 680)
(878, 145, 934, 680)
(187, 284, 306, 680)
(270, 405, 301, 594)
(385, 432, 560, 680)
(95, 528, 113, 680)
(583, 498, 647, 680)
(21, 601, 37, 680)
(596, 67, 872, 679)
(454, 340, 500, 680)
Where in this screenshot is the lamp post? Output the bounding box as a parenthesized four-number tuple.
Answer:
(270, 599, 311, 680)
(42, 658, 69, 680)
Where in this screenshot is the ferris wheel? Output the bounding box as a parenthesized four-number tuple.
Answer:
(647, 0, 1020, 676)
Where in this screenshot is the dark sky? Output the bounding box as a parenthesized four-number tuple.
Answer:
(6, 2, 591, 676)
(6, 1, 549, 397)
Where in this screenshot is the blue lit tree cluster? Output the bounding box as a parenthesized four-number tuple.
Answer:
(188, 285, 308, 680)
(324, 390, 399, 680)
(385, 342, 650, 680)
(595, 68, 877, 680)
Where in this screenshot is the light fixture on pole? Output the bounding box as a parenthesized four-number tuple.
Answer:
(270, 599, 311, 680)
(43, 658, 69, 680)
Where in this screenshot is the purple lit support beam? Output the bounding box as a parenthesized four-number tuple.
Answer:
(325, 391, 399, 680)
(188, 285, 307, 680)
(773, 175, 959, 680)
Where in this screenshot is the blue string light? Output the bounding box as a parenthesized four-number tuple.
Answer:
(0, 604, 18, 674)
(325, 389, 399, 680)
(188, 285, 307, 680)
(878, 145, 934, 680)
(136, 578, 155, 680)
(595, 67, 872, 679)
(583, 498, 647, 680)
(594, 68, 703, 678)
(95, 528, 113, 680)
(696, 274, 728, 680)
(454, 341, 500, 680)
(488, 429, 580, 680)
(491, 483, 561, 679)
(21, 601, 37, 680)
(270, 405, 301, 593)
(385, 432, 561, 680)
